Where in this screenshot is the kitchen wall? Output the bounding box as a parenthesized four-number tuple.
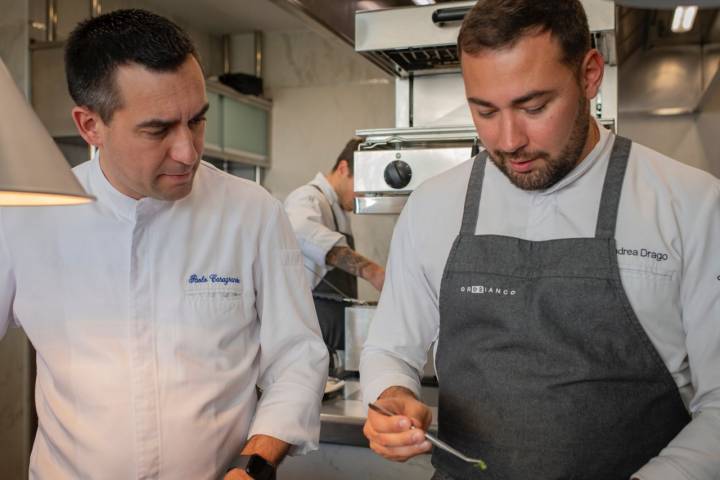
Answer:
(105, 0, 225, 76)
(0, 0, 34, 477)
(29, 0, 224, 139)
(28, 0, 224, 75)
(619, 84, 720, 178)
(260, 28, 397, 301)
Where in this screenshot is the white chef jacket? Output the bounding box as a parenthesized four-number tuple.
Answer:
(0, 156, 328, 480)
(361, 120, 720, 480)
(284, 172, 352, 289)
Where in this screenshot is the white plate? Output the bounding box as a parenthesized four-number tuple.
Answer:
(324, 377, 345, 395)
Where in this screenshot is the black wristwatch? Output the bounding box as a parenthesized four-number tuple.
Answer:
(226, 454, 276, 480)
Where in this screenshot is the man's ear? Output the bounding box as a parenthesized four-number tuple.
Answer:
(580, 48, 604, 100)
(71, 106, 104, 147)
(336, 159, 351, 177)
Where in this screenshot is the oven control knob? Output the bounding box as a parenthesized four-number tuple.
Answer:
(384, 160, 412, 190)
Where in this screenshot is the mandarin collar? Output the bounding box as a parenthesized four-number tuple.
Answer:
(88, 151, 172, 222)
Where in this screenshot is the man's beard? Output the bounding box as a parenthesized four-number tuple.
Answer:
(488, 99, 590, 191)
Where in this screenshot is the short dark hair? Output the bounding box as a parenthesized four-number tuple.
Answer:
(65, 9, 199, 123)
(332, 136, 365, 175)
(458, 0, 591, 72)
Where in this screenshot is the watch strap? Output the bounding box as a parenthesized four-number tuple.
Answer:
(225, 454, 276, 480)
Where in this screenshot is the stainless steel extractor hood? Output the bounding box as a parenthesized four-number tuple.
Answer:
(617, 6, 720, 115)
(267, 0, 422, 47)
(355, 0, 617, 77)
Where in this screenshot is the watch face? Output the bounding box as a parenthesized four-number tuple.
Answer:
(246, 454, 275, 480)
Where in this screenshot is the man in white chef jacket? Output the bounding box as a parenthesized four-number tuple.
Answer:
(284, 137, 385, 362)
(0, 9, 327, 480)
(361, 1, 720, 479)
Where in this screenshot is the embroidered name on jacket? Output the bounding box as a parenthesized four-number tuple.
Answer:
(460, 285, 517, 296)
(188, 274, 240, 285)
(616, 247, 669, 262)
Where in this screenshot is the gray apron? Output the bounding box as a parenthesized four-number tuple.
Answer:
(431, 136, 690, 479)
(309, 185, 358, 352)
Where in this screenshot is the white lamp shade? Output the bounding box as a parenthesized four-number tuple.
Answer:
(0, 58, 93, 206)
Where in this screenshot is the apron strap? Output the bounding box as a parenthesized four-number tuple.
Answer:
(310, 184, 340, 232)
(595, 135, 632, 239)
(310, 184, 355, 250)
(459, 152, 488, 235)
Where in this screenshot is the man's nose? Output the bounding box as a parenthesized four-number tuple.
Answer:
(169, 127, 198, 166)
(497, 113, 528, 154)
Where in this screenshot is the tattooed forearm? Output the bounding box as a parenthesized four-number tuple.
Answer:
(326, 246, 386, 291)
(326, 246, 373, 278)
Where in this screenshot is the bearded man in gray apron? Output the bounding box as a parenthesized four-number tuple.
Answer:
(361, 1, 720, 479)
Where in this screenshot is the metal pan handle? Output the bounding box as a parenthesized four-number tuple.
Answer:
(431, 6, 471, 25)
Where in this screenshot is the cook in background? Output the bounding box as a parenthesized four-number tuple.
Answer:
(0, 9, 327, 480)
(285, 137, 385, 369)
(361, 1, 720, 479)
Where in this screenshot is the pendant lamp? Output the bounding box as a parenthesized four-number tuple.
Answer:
(0, 58, 94, 206)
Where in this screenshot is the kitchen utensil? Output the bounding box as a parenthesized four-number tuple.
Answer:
(367, 402, 487, 471)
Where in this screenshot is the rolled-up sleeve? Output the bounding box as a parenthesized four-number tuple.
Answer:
(0, 210, 15, 339)
(248, 200, 329, 456)
(360, 194, 439, 406)
(634, 183, 720, 480)
(284, 188, 347, 267)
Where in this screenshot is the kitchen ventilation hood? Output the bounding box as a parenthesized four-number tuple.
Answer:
(355, 0, 617, 77)
(617, 6, 720, 115)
